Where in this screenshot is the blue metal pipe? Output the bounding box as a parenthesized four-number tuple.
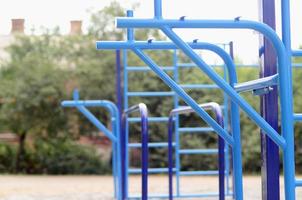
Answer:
(132, 48, 234, 146)
(281, 0, 296, 199)
(123, 103, 149, 200)
(97, 38, 286, 147)
(61, 91, 123, 200)
(292, 50, 302, 57)
(98, 39, 241, 198)
(62, 101, 116, 142)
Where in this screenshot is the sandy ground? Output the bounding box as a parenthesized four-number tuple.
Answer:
(0, 175, 301, 200)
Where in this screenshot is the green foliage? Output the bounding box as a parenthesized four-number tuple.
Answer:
(26, 139, 110, 174)
(0, 143, 17, 173)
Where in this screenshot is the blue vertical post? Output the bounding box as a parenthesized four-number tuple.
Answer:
(116, 50, 122, 118)
(259, 0, 280, 199)
(115, 50, 124, 199)
(172, 50, 181, 197)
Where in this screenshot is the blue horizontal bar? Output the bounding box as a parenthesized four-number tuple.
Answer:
(295, 179, 302, 187)
(128, 168, 176, 174)
(179, 170, 218, 176)
(234, 74, 278, 93)
(128, 117, 170, 122)
(126, 66, 174, 71)
(127, 91, 175, 97)
(179, 149, 218, 155)
(292, 63, 302, 68)
(178, 127, 214, 132)
(292, 50, 302, 57)
(294, 114, 302, 121)
(177, 63, 196, 67)
(180, 84, 219, 89)
(128, 142, 175, 148)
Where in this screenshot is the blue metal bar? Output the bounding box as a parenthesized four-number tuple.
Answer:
(97, 39, 286, 148)
(62, 101, 116, 142)
(295, 179, 302, 187)
(294, 114, 302, 121)
(168, 102, 225, 200)
(122, 49, 129, 199)
(128, 117, 170, 122)
(234, 74, 278, 93)
(178, 127, 214, 132)
(127, 91, 174, 97)
(128, 142, 175, 148)
(259, 1, 280, 199)
(129, 167, 176, 174)
(102, 8, 295, 198)
(292, 50, 302, 57)
(281, 0, 296, 199)
(179, 149, 218, 155)
(61, 90, 122, 200)
(179, 170, 219, 176)
(225, 41, 232, 197)
(132, 48, 234, 146)
(172, 50, 181, 196)
(123, 103, 149, 200)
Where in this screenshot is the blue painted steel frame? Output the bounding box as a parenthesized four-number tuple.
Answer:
(61, 90, 123, 200)
(168, 102, 225, 200)
(122, 11, 233, 199)
(96, 0, 296, 199)
(122, 103, 149, 200)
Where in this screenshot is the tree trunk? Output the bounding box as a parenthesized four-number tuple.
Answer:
(15, 132, 27, 173)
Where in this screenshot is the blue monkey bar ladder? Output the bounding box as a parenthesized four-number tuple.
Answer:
(123, 37, 233, 198)
(96, 0, 296, 199)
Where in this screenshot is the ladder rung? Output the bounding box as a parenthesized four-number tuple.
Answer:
(127, 91, 175, 97)
(178, 127, 214, 133)
(294, 113, 302, 121)
(128, 117, 170, 122)
(177, 63, 196, 67)
(128, 167, 176, 174)
(126, 66, 174, 71)
(179, 149, 218, 155)
(180, 84, 218, 89)
(292, 63, 302, 68)
(179, 170, 218, 176)
(129, 142, 176, 148)
(296, 179, 302, 187)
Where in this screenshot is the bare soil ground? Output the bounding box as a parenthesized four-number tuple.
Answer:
(0, 175, 300, 200)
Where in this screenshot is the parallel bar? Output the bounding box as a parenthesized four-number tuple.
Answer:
(179, 170, 219, 176)
(179, 149, 218, 155)
(127, 91, 174, 97)
(234, 74, 278, 93)
(128, 142, 175, 148)
(128, 117, 170, 122)
(178, 127, 214, 132)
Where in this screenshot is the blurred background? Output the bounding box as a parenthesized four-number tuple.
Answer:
(0, 0, 300, 179)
